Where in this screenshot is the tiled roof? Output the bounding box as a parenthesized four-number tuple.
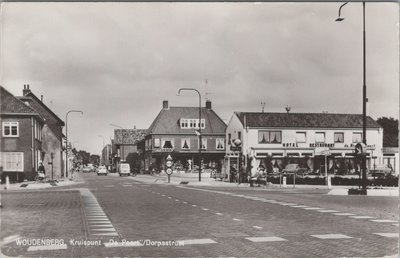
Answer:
(114, 129, 147, 145)
(235, 112, 381, 129)
(0, 86, 43, 121)
(148, 107, 227, 135)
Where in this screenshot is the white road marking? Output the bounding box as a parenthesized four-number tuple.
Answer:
(311, 234, 352, 239)
(168, 197, 172, 199)
(279, 203, 298, 206)
(175, 199, 180, 202)
(333, 213, 355, 216)
(183, 202, 188, 204)
(1, 234, 20, 245)
(88, 218, 110, 221)
(93, 232, 119, 236)
(233, 218, 241, 221)
(28, 244, 67, 251)
(215, 212, 223, 216)
(89, 221, 113, 224)
(162, 195, 166, 196)
(370, 219, 398, 223)
(89, 224, 114, 227)
(253, 226, 263, 230)
(91, 228, 117, 232)
(291, 205, 309, 208)
(317, 210, 339, 213)
(303, 207, 323, 210)
(192, 205, 197, 207)
(373, 233, 399, 238)
(246, 236, 287, 242)
(350, 216, 376, 219)
(202, 208, 209, 211)
(180, 239, 217, 245)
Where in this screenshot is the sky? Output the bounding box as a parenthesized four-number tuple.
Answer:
(1, 2, 398, 155)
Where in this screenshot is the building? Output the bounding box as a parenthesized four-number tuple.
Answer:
(225, 112, 383, 179)
(142, 100, 227, 174)
(18, 84, 65, 179)
(101, 144, 112, 168)
(0, 86, 45, 182)
(113, 129, 147, 172)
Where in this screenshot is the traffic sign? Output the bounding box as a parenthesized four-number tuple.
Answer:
(355, 143, 365, 155)
(166, 168, 173, 175)
(166, 160, 172, 168)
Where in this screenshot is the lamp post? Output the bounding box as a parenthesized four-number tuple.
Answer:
(98, 135, 105, 165)
(336, 2, 367, 193)
(177, 88, 202, 182)
(65, 110, 83, 178)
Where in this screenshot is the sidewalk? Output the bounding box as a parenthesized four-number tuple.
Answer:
(0, 173, 85, 191)
(129, 173, 398, 196)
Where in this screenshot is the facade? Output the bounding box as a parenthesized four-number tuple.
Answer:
(225, 112, 383, 179)
(101, 144, 112, 168)
(0, 86, 45, 182)
(114, 129, 147, 172)
(142, 100, 227, 174)
(18, 84, 65, 179)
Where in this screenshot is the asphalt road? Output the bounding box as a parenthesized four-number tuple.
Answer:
(1, 172, 398, 257)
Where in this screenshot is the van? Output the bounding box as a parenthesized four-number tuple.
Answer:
(119, 163, 131, 176)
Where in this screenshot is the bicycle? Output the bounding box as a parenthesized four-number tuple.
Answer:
(35, 173, 47, 183)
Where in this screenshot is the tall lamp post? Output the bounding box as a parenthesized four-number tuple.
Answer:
(177, 88, 202, 182)
(336, 2, 367, 193)
(65, 110, 83, 178)
(98, 135, 105, 165)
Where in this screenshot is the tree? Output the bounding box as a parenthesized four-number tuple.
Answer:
(376, 117, 399, 147)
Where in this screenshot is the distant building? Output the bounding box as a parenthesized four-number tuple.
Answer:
(0, 86, 45, 182)
(18, 84, 65, 179)
(141, 100, 227, 174)
(225, 112, 383, 179)
(113, 129, 147, 172)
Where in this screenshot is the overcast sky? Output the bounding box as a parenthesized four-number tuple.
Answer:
(1, 2, 398, 155)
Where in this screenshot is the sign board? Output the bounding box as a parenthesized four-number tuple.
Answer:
(166, 160, 172, 167)
(230, 146, 242, 152)
(354, 143, 365, 155)
(166, 168, 173, 175)
(314, 147, 330, 156)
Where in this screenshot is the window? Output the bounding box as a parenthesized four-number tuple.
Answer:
(154, 138, 160, 148)
(189, 120, 196, 128)
(2, 122, 19, 137)
(181, 118, 205, 129)
(181, 138, 190, 150)
(199, 138, 207, 150)
(161, 138, 174, 149)
(296, 132, 306, 143)
(1, 152, 24, 171)
(315, 132, 325, 143)
(258, 131, 282, 144)
(180, 119, 189, 128)
(228, 133, 231, 145)
(216, 138, 225, 150)
(334, 132, 344, 143)
(238, 132, 241, 140)
(352, 132, 362, 143)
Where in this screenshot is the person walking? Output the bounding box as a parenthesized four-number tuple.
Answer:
(37, 162, 46, 182)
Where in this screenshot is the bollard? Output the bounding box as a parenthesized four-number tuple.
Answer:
(327, 175, 332, 189)
(5, 176, 10, 190)
(282, 176, 287, 188)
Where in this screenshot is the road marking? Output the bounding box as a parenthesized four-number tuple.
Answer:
(28, 244, 67, 251)
(253, 226, 263, 230)
(311, 234, 352, 239)
(168, 197, 172, 199)
(91, 228, 118, 232)
(393, 224, 399, 227)
(183, 202, 188, 204)
(192, 205, 197, 207)
(202, 208, 209, 211)
(104, 185, 115, 187)
(180, 239, 217, 245)
(90, 224, 114, 227)
(93, 232, 119, 236)
(233, 218, 241, 221)
(333, 213, 355, 216)
(122, 185, 131, 187)
(212, 232, 248, 237)
(349, 216, 376, 219)
(215, 212, 223, 216)
(1, 234, 20, 245)
(279, 203, 298, 206)
(89, 221, 113, 224)
(88, 218, 110, 221)
(162, 195, 166, 196)
(370, 219, 398, 223)
(373, 233, 399, 238)
(246, 236, 287, 242)
(303, 207, 323, 210)
(317, 210, 339, 213)
(87, 215, 108, 218)
(175, 199, 179, 202)
(291, 205, 309, 208)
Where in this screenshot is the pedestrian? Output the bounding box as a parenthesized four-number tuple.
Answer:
(37, 162, 46, 181)
(238, 162, 246, 185)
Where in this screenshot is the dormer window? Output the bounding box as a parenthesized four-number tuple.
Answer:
(180, 118, 205, 129)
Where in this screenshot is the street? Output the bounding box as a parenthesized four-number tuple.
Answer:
(1, 173, 398, 257)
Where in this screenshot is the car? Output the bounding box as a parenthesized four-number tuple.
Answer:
(97, 166, 108, 176)
(282, 164, 307, 176)
(82, 166, 92, 173)
(119, 163, 131, 176)
(369, 165, 392, 178)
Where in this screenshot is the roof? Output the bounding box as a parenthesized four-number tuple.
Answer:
(148, 106, 227, 135)
(0, 86, 44, 122)
(114, 129, 147, 145)
(235, 112, 381, 129)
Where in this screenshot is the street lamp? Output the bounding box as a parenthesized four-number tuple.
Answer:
(177, 88, 202, 182)
(98, 135, 105, 165)
(336, 2, 367, 193)
(65, 110, 83, 178)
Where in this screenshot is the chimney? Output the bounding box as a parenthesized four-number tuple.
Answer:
(206, 100, 212, 110)
(41, 95, 43, 102)
(162, 100, 169, 109)
(23, 84, 31, 96)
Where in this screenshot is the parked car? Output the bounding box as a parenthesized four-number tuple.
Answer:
(82, 166, 92, 173)
(282, 164, 307, 176)
(369, 165, 392, 178)
(119, 163, 131, 177)
(97, 166, 108, 176)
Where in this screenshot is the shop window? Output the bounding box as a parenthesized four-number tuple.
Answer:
(258, 131, 282, 144)
(181, 138, 190, 150)
(216, 138, 225, 150)
(352, 132, 362, 143)
(315, 132, 325, 143)
(334, 132, 344, 143)
(1, 152, 24, 171)
(199, 138, 207, 150)
(296, 132, 306, 143)
(161, 139, 174, 149)
(2, 122, 19, 137)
